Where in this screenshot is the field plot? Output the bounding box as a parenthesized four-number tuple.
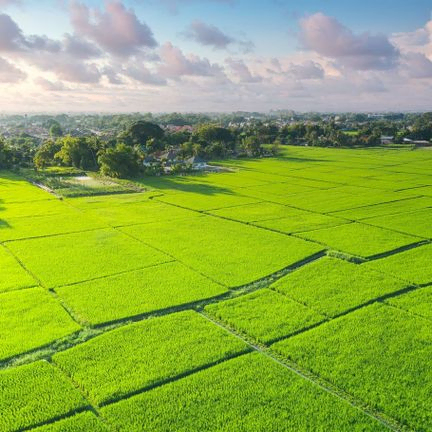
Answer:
(387, 286, 432, 320)
(209, 201, 301, 223)
(372, 172, 431, 189)
(0, 361, 87, 432)
(53, 311, 249, 405)
(405, 185, 432, 197)
(1, 148, 432, 432)
(121, 215, 324, 286)
(56, 261, 227, 325)
(254, 211, 348, 234)
(365, 207, 432, 238)
(44, 175, 136, 198)
(281, 189, 413, 213)
(187, 170, 290, 188)
(0, 245, 37, 292)
(364, 243, 432, 285)
(332, 196, 432, 220)
(75, 199, 197, 228)
(156, 187, 259, 211)
(0, 180, 54, 203)
(65, 191, 159, 209)
(242, 181, 316, 197)
(7, 228, 170, 287)
(272, 303, 432, 431)
(344, 177, 411, 191)
(0, 210, 105, 242)
(271, 257, 408, 317)
(31, 412, 109, 432)
(0, 198, 69, 219)
(101, 353, 388, 432)
(297, 222, 420, 258)
(0, 288, 81, 361)
(205, 289, 325, 343)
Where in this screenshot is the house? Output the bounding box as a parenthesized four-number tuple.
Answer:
(160, 149, 179, 166)
(403, 138, 432, 146)
(381, 136, 394, 145)
(186, 155, 208, 170)
(143, 155, 159, 167)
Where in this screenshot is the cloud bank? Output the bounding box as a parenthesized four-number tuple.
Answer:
(0, 3, 431, 112)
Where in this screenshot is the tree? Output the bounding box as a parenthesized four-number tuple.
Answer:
(242, 135, 262, 156)
(49, 122, 63, 138)
(120, 121, 164, 147)
(270, 139, 281, 155)
(194, 124, 234, 148)
(55, 136, 99, 170)
(98, 144, 141, 178)
(34, 140, 61, 169)
(0, 139, 11, 168)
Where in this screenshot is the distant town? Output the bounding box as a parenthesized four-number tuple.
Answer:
(1, 111, 431, 179)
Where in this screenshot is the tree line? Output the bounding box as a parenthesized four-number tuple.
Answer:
(1, 112, 432, 178)
(23, 121, 267, 178)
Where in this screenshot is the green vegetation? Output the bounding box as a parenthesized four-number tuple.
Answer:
(0, 361, 87, 432)
(283, 189, 412, 214)
(366, 207, 432, 238)
(297, 222, 420, 258)
(272, 303, 432, 431)
(205, 289, 325, 343)
(101, 353, 388, 431)
(53, 311, 249, 405)
(0, 245, 37, 292)
(364, 243, 432, 284)
(122, 215, 324, 286)
(56, 262, 227, 325)
(0, 211, 105, 242)
(23, 168, 141, 197)
(0, 288, 80, 360)
(271, 257, 408, 316)
(0, 198, 70, 219)
(387, 286, 432, 320)
(31, 412, 109, 432)
(209, 201, 292, 222)
(332, 196, 432, 220)
(209, 201, 346, 231)
(0, 179, 54, 203)
(7, 228, 170, 287)
(1, 143, 432, 431)
(157, 188, 258, 211)
(254, 211, 348, 234)
(72, 198, 196, 228)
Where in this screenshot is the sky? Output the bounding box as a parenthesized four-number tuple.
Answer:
(0, 0, 432, 112)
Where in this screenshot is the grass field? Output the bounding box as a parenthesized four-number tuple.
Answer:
(53, 311, 249, 405)
(7, 228, 171, 287)
(1, 145, 432, 431)
(55, 262, 227, 325)
(271, 256, 408, 316)
(101, 353, 388, 431)
(0, 245, 37, 292)
(0, 361, 87, 432)
(272, 303, 432, 431)
(32, 412, 109, 432)
(205, 289, 325, 343)
(121, 214, 323, 287)
(0, 288, 81, 361)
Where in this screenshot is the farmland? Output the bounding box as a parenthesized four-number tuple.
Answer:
(1, 145, 432, 431)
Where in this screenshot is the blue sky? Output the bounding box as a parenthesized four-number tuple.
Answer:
(0, 0, 432, 112)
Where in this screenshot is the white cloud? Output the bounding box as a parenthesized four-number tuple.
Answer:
(70, 1, 157, 57)
(0, 56, 25, 82)
(299, 13, 399, 70)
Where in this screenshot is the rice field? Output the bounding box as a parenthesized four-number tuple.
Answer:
(1, 145, 432, 431)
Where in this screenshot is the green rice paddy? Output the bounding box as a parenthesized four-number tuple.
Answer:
(1, 146, 432, 431)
